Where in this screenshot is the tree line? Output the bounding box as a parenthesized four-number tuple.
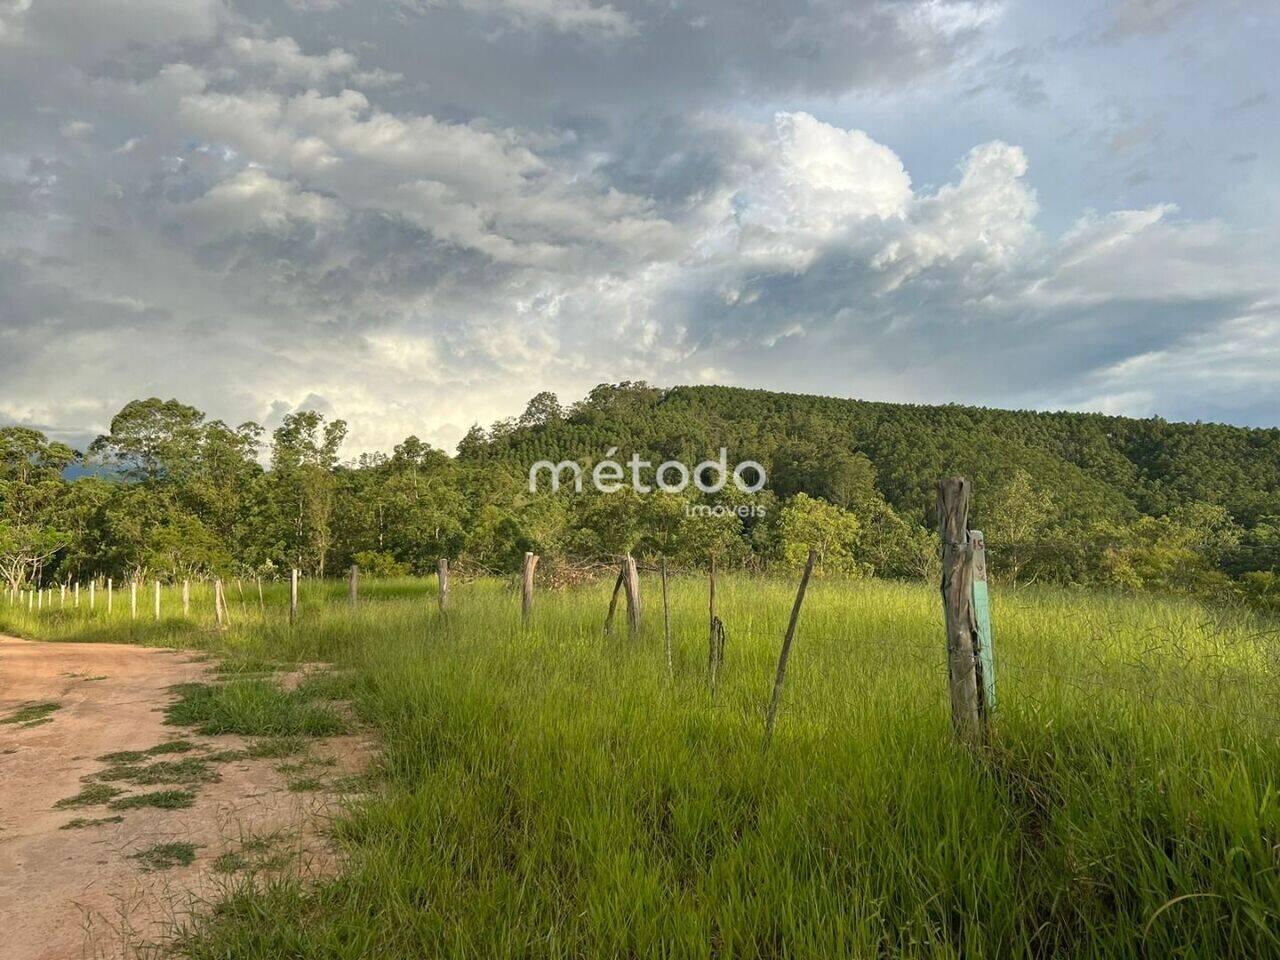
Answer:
(2, 385, 1278, 610)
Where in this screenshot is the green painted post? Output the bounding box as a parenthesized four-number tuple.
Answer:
(969, 529, 996, 714)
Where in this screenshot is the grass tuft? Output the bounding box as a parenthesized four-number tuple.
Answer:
(131, 842, 198, 871)
(165, 681, 347, 737)
(2, 701, 61, 726)
(60, 815, 125, 830)
(54, 783, 124, 809)
(108, 789, 197, 810)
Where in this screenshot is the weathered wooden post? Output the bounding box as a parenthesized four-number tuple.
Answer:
(89, 580, 95, 611)
(290, 568, 299, 625)
(130, 580, 137, 620)
(708, 555, 717, 671)
(969, 529, 997, 712)
(763, 547, 819, 749)
(349, 565, 359, 606)
(60, 583, 66, 607)
(521, 552, 539, 624)
(256, 577, 265, 615)
(661, 556, 672, 676)
(604, 561, 626, 635)
(622, 554, 641, 634)
(74, 581, 80, 608)
(937, 477, 984, 745)
(437, 558, 449, 613)
(182, 579, 190, 617)
(154, 580, 161, 620)
(107, 578, 113, 615)
(214, 578, 227, 627)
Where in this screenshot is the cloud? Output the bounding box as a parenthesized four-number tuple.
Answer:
(0, 0, 1276, 455)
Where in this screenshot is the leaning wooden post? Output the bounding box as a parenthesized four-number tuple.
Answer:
(521, 552, 539, 625)
(622, 554, 641, 635)
(661, 556, 672, 677)
(153, 580, 161, 621)
(604, 562, 626, 635)
(289, 568, 299, 625)
(763, 547, 819, 750)
(256, 577, 265, 616)
(349, 565, 359, 606)
(937, 477, 983, 745)
(436, 558, 449, 613)
(182, 579, 190, 617)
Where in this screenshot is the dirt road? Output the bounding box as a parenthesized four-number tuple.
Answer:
(0, 636, 368, 960)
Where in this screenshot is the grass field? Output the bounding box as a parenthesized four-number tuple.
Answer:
(5, 573, 1280, 957)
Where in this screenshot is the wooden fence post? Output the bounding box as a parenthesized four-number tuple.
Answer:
(75, 581, 80, 608)
(622, 554, 641, 634)
(937, 477, 983, 745)
(661, 556, 672, 676)
(89, 580, 95, 611)
(60, 583, 66, 607)
(107, 578, 113, 615)
(256, 577, 265, 615)
(604, 561, 626, 635)
(290, 568, 299, 625)
(763, 547, 819, 749)
(154, 580, 160, 620)
(707, 555, 717, 672)
(214, 578, 227, 627)
(130, 580, 137, 620)
(349, 565, 359, 606)
(437, 558, 449, 613)
(521, 552, 539, 624)
(969, 529, 997, 713)
(182, 579, 190, 617)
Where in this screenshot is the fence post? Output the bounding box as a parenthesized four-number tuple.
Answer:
(437, 558, 449, 613)
(937, 477, 983, 745)
(154, 580, 160, 621)
(349, 565, 359, 606)
(214, 578, 227, 627)
(60, 583, 66, 607)
(130, 580, 137, 620)
(969, 530, 996, 713)
(763, 547, 819, 749)
(661, 556, 672, 676)
(622, 554, 641, 634)
(89, 580, 95, 611)
(604, 561, 626, 635)
(75, 581, 80, 608)
(183, 579, 190, 617)
(521, 552, 539, 624)
(707, 554, 717, 672)
(290, 568, 299, 625)
(108, 578, 113, 615)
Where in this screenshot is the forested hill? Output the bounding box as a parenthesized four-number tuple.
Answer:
(461, 382, 1280, 531)
(3, 384, 1278, 608)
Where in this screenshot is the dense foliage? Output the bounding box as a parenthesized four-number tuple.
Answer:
(1, 385, 1277, 607)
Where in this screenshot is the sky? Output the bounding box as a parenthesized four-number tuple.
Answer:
(1, 0, 1276, 455)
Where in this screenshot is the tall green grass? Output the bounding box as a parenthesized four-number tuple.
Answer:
(5, 574, 1280, 957)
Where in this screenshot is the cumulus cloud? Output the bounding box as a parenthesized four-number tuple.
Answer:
(0, 0, 1276, 452)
